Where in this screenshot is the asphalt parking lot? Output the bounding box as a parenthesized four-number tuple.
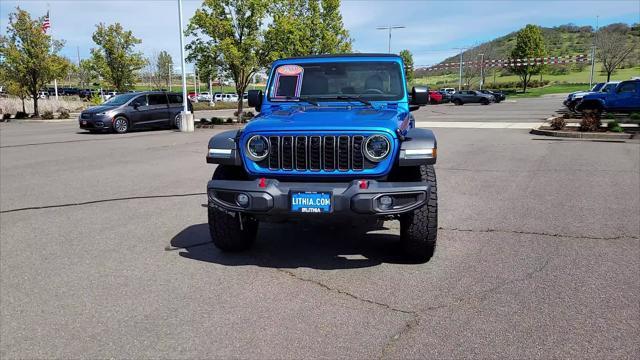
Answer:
(1, 99, 639, 358)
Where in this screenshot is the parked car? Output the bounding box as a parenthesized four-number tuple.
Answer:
(576, 79, 640, 114)
(188, 92, 198, 102)
(79, 91, 193, 134)
(205, 53, 437, 262)
(38, 91, 49, 99)
(198, 92, 213, 102)
(214, 93, 224, 102)
(440, 87, 456, 95)
(451, 90, 493, 105)
(564, 82, 617, 111)
(437, 90, 452, 103)
(479, 89, 505, 103)
(222, 93, 239, 102)
(428, 90, 443, 104)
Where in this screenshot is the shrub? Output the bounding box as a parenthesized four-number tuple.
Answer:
(2, 113, 11, 121)
(57, 109, 70, 119)
(90, 94, 103, 105)
(550, 117, 566, 130)
(604, 113, 615, 120)
(14, 111, 28, 119)
(41, 110, 54, 119)
(225, 117, 234, 124)
(211, 117, 224, 125)
(607, 120, 624, 133)
(580, 112, 602, 132)
(630, 112, 640, 120)
(199, 118, 211, 125)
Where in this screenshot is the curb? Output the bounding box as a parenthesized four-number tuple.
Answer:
(195, 124, 243, 129)
(8, 118, 78, 123)
(530, 128, 634, 140)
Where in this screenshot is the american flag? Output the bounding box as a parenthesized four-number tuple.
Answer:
(42, 11, 50, 33)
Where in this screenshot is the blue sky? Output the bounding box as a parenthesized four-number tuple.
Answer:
(1, 0, 638, 70)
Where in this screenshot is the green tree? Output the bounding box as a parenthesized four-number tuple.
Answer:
(77, 59, 97, 88)
(510, 24, 546, 93)
(0, 8, 70, 116)
(264, 0, 351, 61)
(89, 23, 146, 92)
(156, 51, 173, 88)
(186, 38, 220, 97)
(187, 0, 271, 119)
(399, 49, 414, 84)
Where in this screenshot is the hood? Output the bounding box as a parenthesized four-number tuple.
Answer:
(244, 106, 405, 135)
(570, 91, 592, 99)
(83, 105, 119, 114)
(582, 92, 608, 101)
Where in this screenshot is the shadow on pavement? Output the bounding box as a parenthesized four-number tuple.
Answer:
(171, 222, 416, 270)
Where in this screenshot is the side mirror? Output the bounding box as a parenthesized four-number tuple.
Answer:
(248, 90, 263, 111)
(409, 104, 421, 112)
(410, 86, 429, 105)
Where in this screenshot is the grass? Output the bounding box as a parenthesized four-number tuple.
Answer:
(508, 84, 590, 98)
(414, 66, 640, 91)
(192, 101, 247, 111)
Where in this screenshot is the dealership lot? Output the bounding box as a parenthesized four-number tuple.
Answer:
(1, 102, 639, 358)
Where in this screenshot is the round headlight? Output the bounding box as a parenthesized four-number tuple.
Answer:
(246, 135, 269, 161)
(364, 135, 391, 162)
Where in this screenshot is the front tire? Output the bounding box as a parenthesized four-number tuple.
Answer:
(113, 116, 129, 134)
(453, 99, 463, 106)
(481, 98, 490, 105)
(172, 113, 181, 129)
(208, 165, 258, 252)
(400, 165, 438, 262)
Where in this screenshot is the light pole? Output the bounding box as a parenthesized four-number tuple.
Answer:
(589, 16, 599, 88)
(478, 53, 485, 90)
(177, 0, 193, 132)
(376, 25, 405, 53)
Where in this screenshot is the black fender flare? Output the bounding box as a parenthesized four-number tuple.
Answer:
(206, 129, 243, 166)
(398, 128, 437, 166)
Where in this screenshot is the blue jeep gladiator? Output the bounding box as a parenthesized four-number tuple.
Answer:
(576, 79, 640, 114)
(205, 54, 437, 261)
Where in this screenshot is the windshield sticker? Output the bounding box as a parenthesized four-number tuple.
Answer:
(273, 65, 304, 99)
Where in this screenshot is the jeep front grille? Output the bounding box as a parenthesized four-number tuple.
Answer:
(265, 135, 367, 171)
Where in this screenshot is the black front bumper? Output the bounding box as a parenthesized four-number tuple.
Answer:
(207, 178, 430, 217)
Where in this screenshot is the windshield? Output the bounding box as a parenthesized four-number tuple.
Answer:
(103, 93, 138, 106)
(591, 83, 604, 92)
(268, 61, 404, 102)
(601, 83, 618, 92)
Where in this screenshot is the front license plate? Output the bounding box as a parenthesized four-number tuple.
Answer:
(291, 192, 331, 213)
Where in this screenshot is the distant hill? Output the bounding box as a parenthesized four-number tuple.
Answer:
(416, 23, 639, 75)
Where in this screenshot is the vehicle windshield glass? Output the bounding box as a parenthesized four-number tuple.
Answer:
(601, 83, 617, 92)
(268, 61, 404, 102)
(103, 93, 138, 106)
(592, 83, 604, 92)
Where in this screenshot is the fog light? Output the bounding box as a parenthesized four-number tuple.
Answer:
(379, 195, 393, 210)
(236, 193, 249, 207)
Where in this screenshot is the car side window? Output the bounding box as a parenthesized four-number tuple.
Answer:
(131, 95, 147, 107)
(148, 94, 168, 105)
(618, 83, 636, 93)
(168, 94, 183, 104)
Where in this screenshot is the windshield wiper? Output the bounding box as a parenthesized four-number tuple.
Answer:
(318, 95, 372, 106)
(297, 96, 319, 106)
(279, 96, 318, 106)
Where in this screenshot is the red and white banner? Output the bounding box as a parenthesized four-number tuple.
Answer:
(418, 54, 589, 72)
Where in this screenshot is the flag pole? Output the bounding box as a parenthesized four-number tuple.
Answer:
(177, 0, 193, 132)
